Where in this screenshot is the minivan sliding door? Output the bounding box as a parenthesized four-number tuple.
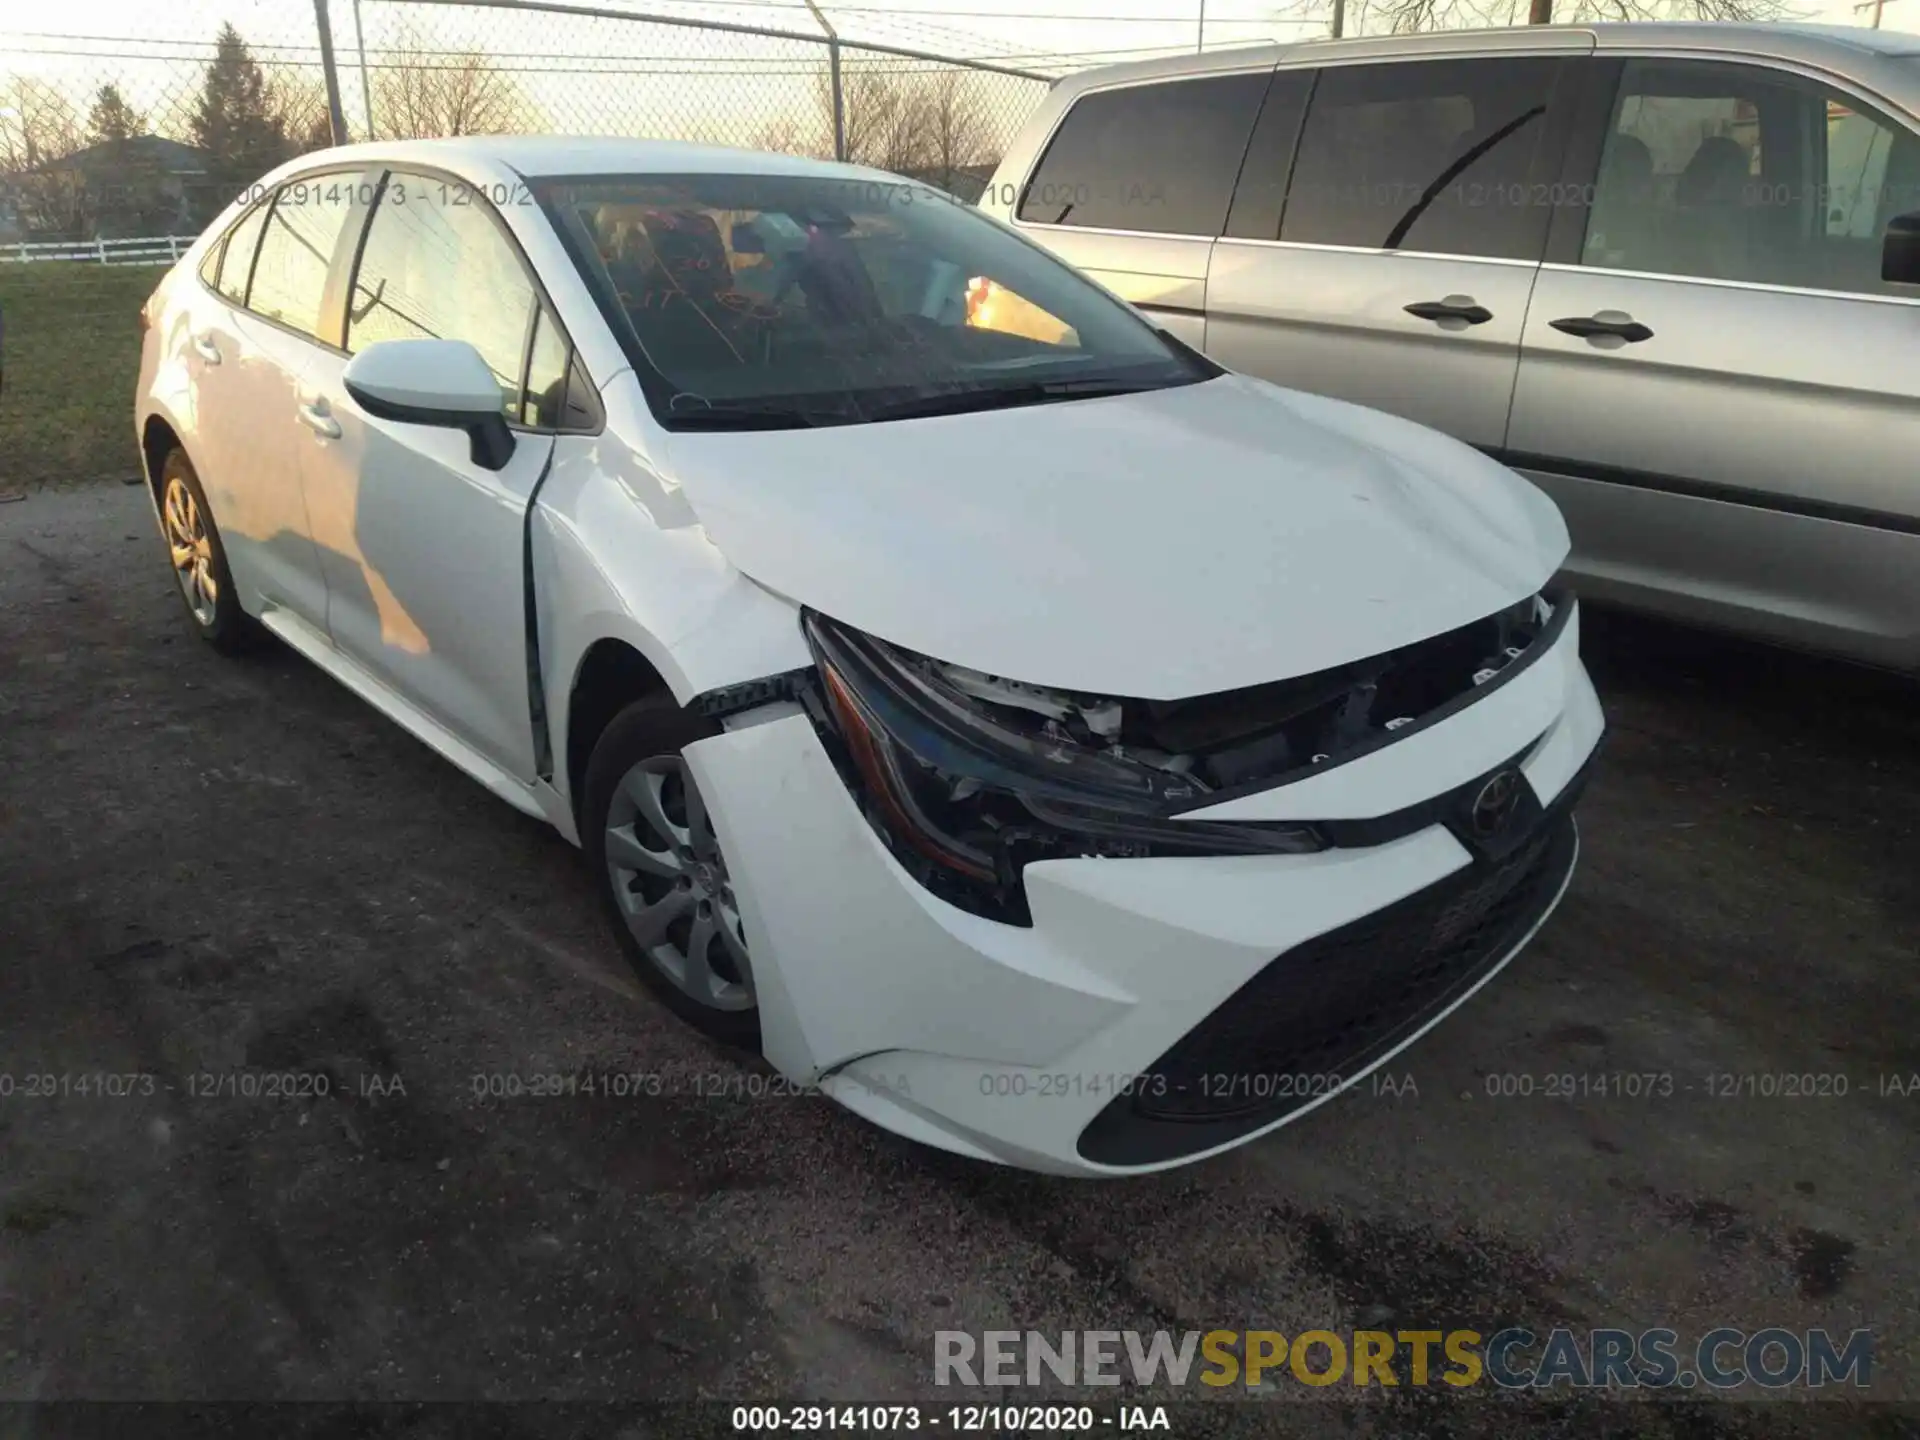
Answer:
(1506, 56, 1920, 665)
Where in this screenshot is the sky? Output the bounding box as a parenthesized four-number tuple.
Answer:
(2, 0, 1908, 151)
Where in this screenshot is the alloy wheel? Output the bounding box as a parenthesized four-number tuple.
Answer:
(162, 475, 218, 627)
(603, 754, 754, 1011)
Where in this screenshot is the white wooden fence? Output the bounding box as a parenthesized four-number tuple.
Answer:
(1, 235, 197, 266)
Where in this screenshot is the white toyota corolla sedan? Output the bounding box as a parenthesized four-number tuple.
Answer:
(135, 136, 1604, 1176)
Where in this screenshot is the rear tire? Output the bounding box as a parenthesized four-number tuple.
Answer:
(157, 448, 257, 655)
(581, 695, 761, 1048)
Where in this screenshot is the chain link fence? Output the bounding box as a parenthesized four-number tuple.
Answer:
(0, 0, 1054, 250)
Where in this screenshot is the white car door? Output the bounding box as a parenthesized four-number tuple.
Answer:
(294, 170, 563, 782)
(183, 184, 352, 626)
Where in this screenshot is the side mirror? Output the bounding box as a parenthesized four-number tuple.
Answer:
(1883, 211, 1920, 287)
(342, 338, 515, 471)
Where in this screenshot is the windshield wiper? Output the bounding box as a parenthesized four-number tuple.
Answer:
(862, 379, 1162, 424)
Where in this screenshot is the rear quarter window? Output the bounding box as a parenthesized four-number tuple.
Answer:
(209, 200, 272, 305)
(1015, 72, 1270, 237)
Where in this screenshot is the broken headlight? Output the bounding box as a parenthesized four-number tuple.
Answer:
(800, 613, 1324, 925)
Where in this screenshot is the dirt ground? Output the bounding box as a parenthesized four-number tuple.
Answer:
(3, 485, 1918, 1438)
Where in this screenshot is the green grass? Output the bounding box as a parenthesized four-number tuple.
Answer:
(0, 261, 166, 490)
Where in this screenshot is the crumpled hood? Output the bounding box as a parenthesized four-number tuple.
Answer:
(662, 373, 1569, 699)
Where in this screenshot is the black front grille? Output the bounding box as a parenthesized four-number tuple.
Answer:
(1077, 812, 1578, 1168)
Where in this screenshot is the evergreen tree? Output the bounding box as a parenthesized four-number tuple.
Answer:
(87, 84, 142, 146)
(190, 24, 289, 201)
(84, 83, 171, 236)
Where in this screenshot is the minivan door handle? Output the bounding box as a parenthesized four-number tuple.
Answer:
(192, 334, 221, 364)
(1549, 312, 1654, 344)
(1404, 297, 1493, 327)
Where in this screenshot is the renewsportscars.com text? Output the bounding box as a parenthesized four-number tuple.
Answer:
(934, 1327, 1873, 1391)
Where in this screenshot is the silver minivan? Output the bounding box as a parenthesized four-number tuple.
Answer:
(981, 23, 1920, 670)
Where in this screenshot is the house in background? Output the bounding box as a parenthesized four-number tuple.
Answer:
(0, 135, 213, 242)
(59, 135, 214, 237)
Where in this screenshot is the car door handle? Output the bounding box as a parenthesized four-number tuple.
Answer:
(297, 401, 341, 439)
(192, 334, 221, 364)
(1549, 312, 1654, 343)
(1404, 297, 1493, 326)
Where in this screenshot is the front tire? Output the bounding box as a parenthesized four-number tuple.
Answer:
(581, 696, 761, 1048)
(157, 448, 255, 654)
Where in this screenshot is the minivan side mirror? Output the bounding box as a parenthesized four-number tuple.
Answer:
(1883, 212, 1920, 287)
(342, 338, 515, 471)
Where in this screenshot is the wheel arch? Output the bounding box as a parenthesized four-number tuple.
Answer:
(140, 411, 186, 502)
(564, 634, 678, 825)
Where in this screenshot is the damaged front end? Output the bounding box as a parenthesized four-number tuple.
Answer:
(799, 596, 1559, 924)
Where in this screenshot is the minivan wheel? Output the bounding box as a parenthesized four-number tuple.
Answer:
(158, 449, 255, 653)
(581, 696, 760, 1047)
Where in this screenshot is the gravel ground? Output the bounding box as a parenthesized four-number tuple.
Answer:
(3, 484, 1918, 1437)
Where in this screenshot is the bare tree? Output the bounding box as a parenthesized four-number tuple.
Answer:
(918, 70, 994, 195)
(372, 22, 537, 139)
(0, 76, 83, 172)
(757, 64, 997, 187)
(1368, 0, 1784, 29)
(267, 68, 337, 155)
(753, 112, 830, 159)
(0, 76, 94, 236)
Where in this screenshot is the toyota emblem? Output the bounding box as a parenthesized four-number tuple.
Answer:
(1469, 769, 1523, 838)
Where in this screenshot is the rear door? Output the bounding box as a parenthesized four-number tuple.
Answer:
(1007, 67, 1271, 349)
(1204, 49, 1589, 450)
(186, 180, 362, 626)
(1507, 56, 1920, 664)
(295, 169, 567, 781)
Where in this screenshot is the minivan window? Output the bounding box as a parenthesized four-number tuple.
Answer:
(1015, 73, 1270, 236)
(1581, 59, 1920, 297)
(212, 200, 270, 305)
(347, 173, 540, 417)
(1223, 70, 1315, 241)
(537, 172, 1214, 429)
(1280, 57, 1560, 259)
(247, 180, 358, 339)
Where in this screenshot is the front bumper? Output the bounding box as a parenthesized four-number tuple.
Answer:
(685, 601, 1605, 1177)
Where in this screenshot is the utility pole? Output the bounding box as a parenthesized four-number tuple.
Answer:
(1854, 0, 1901, 27)
(1198, 0, 1206, 52)
(1331, 0, 1345, 38)
(803, 0, 845, 160)
(312, 0, 349, 147)
(352, 0, 374, 140)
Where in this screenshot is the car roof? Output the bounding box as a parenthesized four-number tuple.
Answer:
(1046, 21, 1920, 94)
(280, 134, 903, 185)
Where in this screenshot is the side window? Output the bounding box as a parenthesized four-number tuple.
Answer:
(560, 353, 602, 431)
(212, 200, 270, 305)
(523, 308, 570, 428)
(198, 234, 225, 289)
(1581, 59, 1920, 296)
(1016, 72, 1270, 236)
(1223, 69, 1315, 242)
(248, 179, 358, 338)
(1281, 57, 1560, 259)
(348, 173, 538, 417)
(1827, 101, 1896, 241)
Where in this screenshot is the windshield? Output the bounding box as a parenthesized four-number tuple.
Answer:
(533, 171, 1215, 429)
